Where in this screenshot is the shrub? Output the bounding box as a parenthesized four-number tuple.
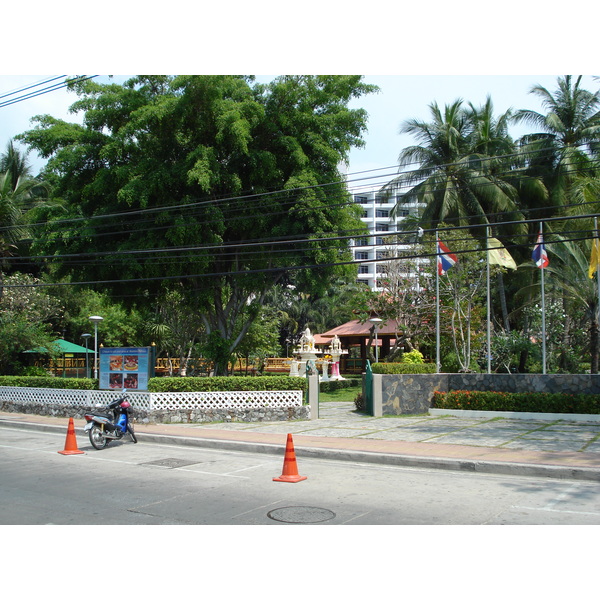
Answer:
(402, 349, 424, 364)
(432, 390, 600, 414)
(0, 376, 97, 390)
(147, 375, 307, 393)
(354, 392, 365, 412)
(371, 362, 437, 374)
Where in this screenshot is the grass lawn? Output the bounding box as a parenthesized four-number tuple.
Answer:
(319, 382, 361, 403)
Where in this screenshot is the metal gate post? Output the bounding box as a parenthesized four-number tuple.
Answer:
(365, 360, 373, 415)
(308, 374, 319, 419)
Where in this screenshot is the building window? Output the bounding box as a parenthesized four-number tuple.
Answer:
(355, 195, 369, 204)
(358, 265, 370, 274)
(375, 209, 389, 218)
(355, 237, 370, 247)
(355, 251, 369, 260)
(376, 223, 389, 232)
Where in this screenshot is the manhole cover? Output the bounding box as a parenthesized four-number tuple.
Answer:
(141, 458, 201, 469)
(267, 506, 335, 524)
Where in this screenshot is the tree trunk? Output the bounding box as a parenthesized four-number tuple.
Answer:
(497, 271, 510, 332)
(590, 308, 599, 374)
(518, 313, 529, 373)
(558, 294, 572, 371)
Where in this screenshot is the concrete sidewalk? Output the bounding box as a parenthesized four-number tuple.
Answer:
(2, 402, 600, 481)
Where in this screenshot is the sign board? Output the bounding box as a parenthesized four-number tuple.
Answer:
(99, 346, 154, 390)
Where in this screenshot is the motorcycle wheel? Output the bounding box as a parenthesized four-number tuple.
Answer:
(89, 425, 109, 450)
(127, 424, 138, 444)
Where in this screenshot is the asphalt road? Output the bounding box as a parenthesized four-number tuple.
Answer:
(2, 426, 600, 525)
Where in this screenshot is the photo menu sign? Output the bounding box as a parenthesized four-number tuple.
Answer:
(99, 347, 153, 390)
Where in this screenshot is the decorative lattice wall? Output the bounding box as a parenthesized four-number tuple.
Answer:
(0, 386, 305, 423)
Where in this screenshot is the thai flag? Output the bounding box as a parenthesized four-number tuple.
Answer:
(437, 240, 458, 275)
(532, 233, 549, 269)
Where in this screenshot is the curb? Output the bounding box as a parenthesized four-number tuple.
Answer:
(3, 419, 600, 482)
(135, 432, 600, 482)
(430, 408, 600, 422)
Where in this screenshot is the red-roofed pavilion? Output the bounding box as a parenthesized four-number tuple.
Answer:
(317, 319, 399, 373)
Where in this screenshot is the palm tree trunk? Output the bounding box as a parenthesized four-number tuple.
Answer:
(497, 271, 510, 332)
(559, 294, 572, 371)
(590, 323, 599, 374)
(590, 301, 599, 374)
(519, 313, 529, 373)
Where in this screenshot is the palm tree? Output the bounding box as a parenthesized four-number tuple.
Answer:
(513, 75, 600, 210)
(388, 99, 531, 239)
(0, 171, 49, 297)
(521, 237, 600, 372)
(0, 141, 33, 186)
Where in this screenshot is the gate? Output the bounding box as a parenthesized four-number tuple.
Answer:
(364, 360, 373, 415)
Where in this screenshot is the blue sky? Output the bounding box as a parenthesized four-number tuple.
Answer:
(3, 2, 596, 182)
(1, 74, 598, 189)
(345, 75, 599, 191)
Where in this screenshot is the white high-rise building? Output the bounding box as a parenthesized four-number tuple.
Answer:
(351, 189, 422, 291)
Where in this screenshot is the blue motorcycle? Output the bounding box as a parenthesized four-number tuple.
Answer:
(83, 390, 137, 450)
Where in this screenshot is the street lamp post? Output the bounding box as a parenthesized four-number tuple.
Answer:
(88, 316, 104, 379)
(81, 333, 92, 378)
(369, 317, 383, 363)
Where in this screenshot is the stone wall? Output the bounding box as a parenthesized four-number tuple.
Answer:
(371, 374, 600, 416)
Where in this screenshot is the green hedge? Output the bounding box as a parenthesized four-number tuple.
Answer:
(0, 376, 98, 390)
(0, 375, 307, 393)
(319, 379, 360, 393)
(432, 390, 600, 414)
(148, 376, 307, 393)
(371, 363, 437, 374)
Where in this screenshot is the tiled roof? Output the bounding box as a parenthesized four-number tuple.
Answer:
(319, 319, 399, 338)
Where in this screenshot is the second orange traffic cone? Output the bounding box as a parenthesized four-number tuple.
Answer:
(58, 417, 85, 455)
(273, 433, 307, 483)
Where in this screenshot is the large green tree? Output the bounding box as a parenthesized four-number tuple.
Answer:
(18, 75, 376, 374)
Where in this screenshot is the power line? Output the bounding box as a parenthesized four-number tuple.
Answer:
(0, 76, 98, 109)
(0, 76, 67, 101)
(5, 212, 600, 291)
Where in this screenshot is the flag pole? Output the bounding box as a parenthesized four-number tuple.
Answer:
(540, 222, 547, 374)
(486, 226, 492, 374)
(436, 230, 441, 373)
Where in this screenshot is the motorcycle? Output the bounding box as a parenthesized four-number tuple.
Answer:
(83, 390, 138, 450)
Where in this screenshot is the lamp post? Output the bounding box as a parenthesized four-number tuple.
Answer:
(369, 317, 383, 363)
(81, 333, 92, 378)
(88, 316, 104, 379)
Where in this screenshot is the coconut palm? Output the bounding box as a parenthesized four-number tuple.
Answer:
(388, 99, 533, 239)
(513, 75, 600, 209)
(0, 141, 33, 186)
(0, 171, 50, 297)
(519, 236, 600, 372)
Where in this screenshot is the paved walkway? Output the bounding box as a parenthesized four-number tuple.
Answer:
(2, 402, 600, 480)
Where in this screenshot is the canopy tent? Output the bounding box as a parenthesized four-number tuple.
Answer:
(24, 339, 94, 354)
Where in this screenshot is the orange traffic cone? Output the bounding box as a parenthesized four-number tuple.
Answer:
(273, 433, 307, 483)
(58, 417, 85, 455)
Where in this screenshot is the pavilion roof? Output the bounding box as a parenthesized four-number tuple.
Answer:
(318, 319, 399, 338)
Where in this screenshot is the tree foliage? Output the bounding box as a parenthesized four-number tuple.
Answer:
(18, 75, 377, 374)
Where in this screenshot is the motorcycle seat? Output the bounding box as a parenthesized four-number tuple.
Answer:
(86, 411, 113, 419)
